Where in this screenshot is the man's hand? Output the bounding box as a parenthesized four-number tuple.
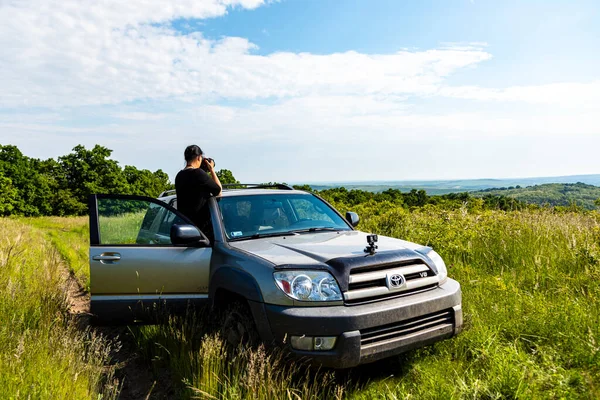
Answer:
(205, 158, 222, 193)
(206, 158, 215, 171)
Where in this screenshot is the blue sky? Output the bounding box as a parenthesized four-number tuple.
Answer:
(195, 0, 600, 83)
(0, 0, 599, 183)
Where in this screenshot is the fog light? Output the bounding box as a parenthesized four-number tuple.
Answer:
(291, 335, 313, 351)
(291, 335, 337, 351)
(314, 336, 336, 351)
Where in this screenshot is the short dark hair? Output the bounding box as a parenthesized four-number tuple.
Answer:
(184, 145, 203, 162)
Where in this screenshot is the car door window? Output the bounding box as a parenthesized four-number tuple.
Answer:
(98, 198, 185, 245)
(158, 209, 184, 237)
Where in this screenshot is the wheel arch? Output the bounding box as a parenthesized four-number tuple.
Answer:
(210, 266, 264, 307)
(210, 267, 274, 342)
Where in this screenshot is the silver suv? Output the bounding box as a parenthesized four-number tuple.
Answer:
(88, 184, 462, 368)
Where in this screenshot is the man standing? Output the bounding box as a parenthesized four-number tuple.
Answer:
(175, 145, 222, 237)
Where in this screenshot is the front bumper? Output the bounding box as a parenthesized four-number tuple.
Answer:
(262, 278, 462, 368)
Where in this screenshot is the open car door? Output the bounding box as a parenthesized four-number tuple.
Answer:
(88, 194, 211, 324)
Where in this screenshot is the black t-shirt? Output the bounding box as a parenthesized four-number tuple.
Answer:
(175, 168, 221, 228)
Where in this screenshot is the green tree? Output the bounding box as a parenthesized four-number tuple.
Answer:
(123, 166, 171, 197)
(404, 189, 428, 207)
(0, 145, 52, 216)
(293, 184, 315, 193)
(0, 144, 181, 216)
(216, 169, 239, 185)
(35, 158, 81, 216)
(56, 145, 130, 215)
(0, 176, 18, 216)
(595, 198, 600, 208)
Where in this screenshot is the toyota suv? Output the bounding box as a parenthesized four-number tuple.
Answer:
(88, 184, 462, 368)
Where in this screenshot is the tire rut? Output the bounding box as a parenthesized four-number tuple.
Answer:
(62, 269, 178, 400)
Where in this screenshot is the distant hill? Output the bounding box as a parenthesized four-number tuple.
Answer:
(302, 174, 600, 195)
(471, 183, 600, 210)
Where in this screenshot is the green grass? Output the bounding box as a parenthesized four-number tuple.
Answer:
(13, 206, 600, 399)
(98, 211, 146, 245)
(0, 218, 117, 399)
(343, 205, 600, 399)
(129, 313, 345, 399)
(22, 213, 146, 289)
(22, 216, 91, 289)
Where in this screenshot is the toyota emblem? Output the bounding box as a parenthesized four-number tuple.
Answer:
(388, 273, 405, 289)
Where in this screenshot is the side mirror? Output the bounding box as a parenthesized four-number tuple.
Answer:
(345, 211, 360, 227)
(170, 224, 210, 247)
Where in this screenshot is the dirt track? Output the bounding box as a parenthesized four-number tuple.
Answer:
(63, 271, 177, 400)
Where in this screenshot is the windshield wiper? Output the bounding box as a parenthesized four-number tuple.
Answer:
(288, 227, 344, 234)
(229, 227, 344, 241)
(230, 231, 299, 241)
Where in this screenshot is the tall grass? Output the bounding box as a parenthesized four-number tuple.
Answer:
(22, 216, 90, 288)
(0, 219, 118, 399)
(17, 206, 600, 399)
(130, 313, 345, 399)
(98, 211, 146, 245)
(344, 206, 600, 399)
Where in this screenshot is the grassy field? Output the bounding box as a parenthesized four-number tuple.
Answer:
(0, 218, 117, 399)
(23, 216, 91, 289)
(344, 205, 600, 398)
(6, 205, 600, 399)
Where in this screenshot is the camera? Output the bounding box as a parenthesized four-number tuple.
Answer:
(364, 234, 378, 255)
(200, 157, 215, 172)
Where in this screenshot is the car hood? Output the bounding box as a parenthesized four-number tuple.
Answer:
(228, 230, 430, 266)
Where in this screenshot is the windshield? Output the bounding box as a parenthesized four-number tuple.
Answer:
(217, 193, 351, 240)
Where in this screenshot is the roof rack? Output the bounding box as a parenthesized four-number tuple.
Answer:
(158, 189, 177, 198)
(222, 183, 294, 191)
(159, 184, 294, 198)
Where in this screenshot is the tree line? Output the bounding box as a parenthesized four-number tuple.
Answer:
(295, 185, 527, 211)
(0, 144, 237, 216)
(473, 182, 600, 210)
(3, 143, 582, 218)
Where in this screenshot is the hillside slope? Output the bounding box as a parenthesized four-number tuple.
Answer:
(472, 182, 600, 209)
(305, 174, 600, 195)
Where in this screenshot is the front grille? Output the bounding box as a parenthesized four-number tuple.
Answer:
(360, 309, 453, 347)
(344, 260, 438, 304)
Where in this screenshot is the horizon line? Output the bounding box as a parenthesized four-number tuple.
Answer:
(287, 173, 600, 185)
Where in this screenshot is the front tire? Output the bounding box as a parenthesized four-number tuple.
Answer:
(221, 301, 260, 349)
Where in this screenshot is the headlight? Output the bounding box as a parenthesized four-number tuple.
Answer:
(427, 250, 448, 284)
(274, 271, 343, 301)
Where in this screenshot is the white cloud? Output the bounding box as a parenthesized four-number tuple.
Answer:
(0, 0, 491, 108)
(190, 95, 600, 144)
(439, 81, 600, 109)
(4, 96, 599, 182)
(113, 112, 169, 121)
(1, 1, 599, 182)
